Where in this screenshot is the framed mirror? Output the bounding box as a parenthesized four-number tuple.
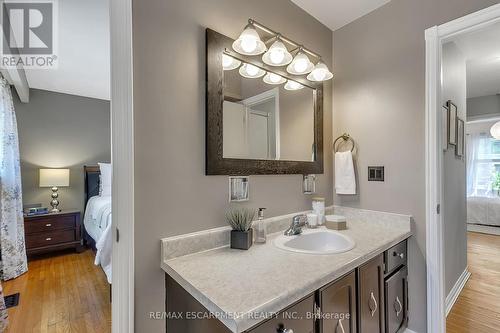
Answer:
(206, 28, 323, 175)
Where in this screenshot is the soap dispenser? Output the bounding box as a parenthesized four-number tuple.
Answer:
(255, 208, 267, 243)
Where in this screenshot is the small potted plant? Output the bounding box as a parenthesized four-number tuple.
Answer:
(225, 208, 255, 250)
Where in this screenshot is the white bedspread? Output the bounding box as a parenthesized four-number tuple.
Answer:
(467, 196, 500, 227)
(84, 195, 112, 283)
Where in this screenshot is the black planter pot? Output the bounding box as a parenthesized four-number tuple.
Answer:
(230, 229, 253, 250)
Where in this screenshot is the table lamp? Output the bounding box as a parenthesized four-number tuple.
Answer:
(39, 168, 70, 213)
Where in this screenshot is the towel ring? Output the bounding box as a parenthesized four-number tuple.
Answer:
(334, 133, 355, 152)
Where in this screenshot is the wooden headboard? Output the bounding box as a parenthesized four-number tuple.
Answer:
(84, 165, 101, 207)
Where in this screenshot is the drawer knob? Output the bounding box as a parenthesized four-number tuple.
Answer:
(46, 237, 52, 241)
(277, 327, 293, 333)
(393, 251, 404, 259)
(45, 223, 52, 227)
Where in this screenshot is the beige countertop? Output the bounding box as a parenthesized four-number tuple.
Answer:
(161, 206, 412, 333)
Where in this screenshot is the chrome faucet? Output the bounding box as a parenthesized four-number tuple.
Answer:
(284, 214, 308, 236)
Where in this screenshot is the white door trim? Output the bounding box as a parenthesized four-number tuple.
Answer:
(425, 3, 500, 333)
(110, 0, 134, 332)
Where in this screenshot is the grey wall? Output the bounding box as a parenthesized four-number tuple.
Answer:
(132, 0, 332, 331)
(332, 1, 498, 332)
(15, 89, 111, 213)
(467, 94, 500, 120)
(441, 42, 467, 296)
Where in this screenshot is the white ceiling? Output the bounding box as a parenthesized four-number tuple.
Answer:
(453, 22, 500, 99)
(25, 0, 110, 100)
(291, 0, 391, 31)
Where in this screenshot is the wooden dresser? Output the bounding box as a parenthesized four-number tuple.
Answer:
(24, 210, 83, 256)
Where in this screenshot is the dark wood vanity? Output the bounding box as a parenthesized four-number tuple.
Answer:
(165, 239, 408, 333)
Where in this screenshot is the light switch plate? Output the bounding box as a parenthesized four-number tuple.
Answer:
(368, 166, 384, 181)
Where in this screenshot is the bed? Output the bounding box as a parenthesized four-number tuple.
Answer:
(83, 165, 112, 283)
(467, 196, 500, 227)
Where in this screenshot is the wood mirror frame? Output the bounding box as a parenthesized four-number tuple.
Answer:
(206, 28, 324, 175)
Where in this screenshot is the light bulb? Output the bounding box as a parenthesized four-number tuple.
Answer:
(307, 61, 333, 81)
(263, 72, 285, 85)
(312, 68, 327, 81)
(269, 73, 282, 83)
(284, 80, 304, 90)
(240, 37, 257, 54)
(270, 49, 285, 64)
(294, 58, 308, 73)
(222, 54, 241, 71)
(262, 39, 292, 66)
(232, 24, 266, 56)
(287, 51, 313, 75)
(246, 64, 259, 76)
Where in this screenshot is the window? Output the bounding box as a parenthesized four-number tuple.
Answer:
(469, 136, 500, 196)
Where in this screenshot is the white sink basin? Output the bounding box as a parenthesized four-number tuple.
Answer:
(273, 228, 355, 255)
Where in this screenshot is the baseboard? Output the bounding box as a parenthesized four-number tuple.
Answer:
(445, 268, 471, 316)
(403, 329, 418, 333)
(467, 223, 500, 235)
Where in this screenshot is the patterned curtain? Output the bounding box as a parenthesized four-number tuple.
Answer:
(0, 77, 27, 281)
(0, 281, 7, 331)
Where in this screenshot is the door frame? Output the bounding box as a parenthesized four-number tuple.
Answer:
(110, 0, 134, 332)
(424, 3, 500, 332)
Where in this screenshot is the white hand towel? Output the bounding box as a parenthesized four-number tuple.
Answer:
(335, 151, 356, 195)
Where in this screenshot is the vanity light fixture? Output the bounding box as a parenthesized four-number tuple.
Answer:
(239, 63, 266, 78)
(284, 80, 304, 91)
(263, 72, 286, 85)
(287, 49, 314, 75)
(233, 19, 334, 82)
(232, 23, 267, 56)
(262, 36, 293, 66)
(307, 60, 333, 82)
(490, 121, 500, 139)
(222, 54, 241, 70)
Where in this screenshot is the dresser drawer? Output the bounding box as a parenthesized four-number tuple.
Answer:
(26, 229, 77, 249)
(24, 215, 76, 234)
(384, 240, 407, 275)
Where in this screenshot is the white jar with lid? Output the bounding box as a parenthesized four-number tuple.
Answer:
(312, 197, 325, 225)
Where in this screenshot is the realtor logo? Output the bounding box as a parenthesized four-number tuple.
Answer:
(0, 0, 58, 68)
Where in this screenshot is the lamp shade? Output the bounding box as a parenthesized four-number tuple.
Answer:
(39, 169, 70, 187)
(491, 121, 500, 139)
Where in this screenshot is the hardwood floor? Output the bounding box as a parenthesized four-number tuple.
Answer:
(2, 249, 111, 333)
(447, 232, 500, 333)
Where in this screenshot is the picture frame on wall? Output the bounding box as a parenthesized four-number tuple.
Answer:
(447, 100, 457, 146)
(442, 105, 448, 151)
(456, 118, 464, 158)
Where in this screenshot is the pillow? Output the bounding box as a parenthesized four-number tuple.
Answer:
(98, 162, 112, 196)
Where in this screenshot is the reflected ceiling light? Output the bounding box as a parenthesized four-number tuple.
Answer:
(307, 60, 333, 82)
(284, 80, 304, 91)
(239, 63, 266, 78)
(287, 50, 314, 75)
(491, 121, 500, 139)
(262, 38, 292, 66)
(263, 72, 286, 85)
(232, 24, 267, 56)
(222, 54, 241, 71)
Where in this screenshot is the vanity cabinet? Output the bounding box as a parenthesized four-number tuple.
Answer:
(165, 239, 409, 333)
(357, 254, 385, 333)
(319, 271, 357, 333)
